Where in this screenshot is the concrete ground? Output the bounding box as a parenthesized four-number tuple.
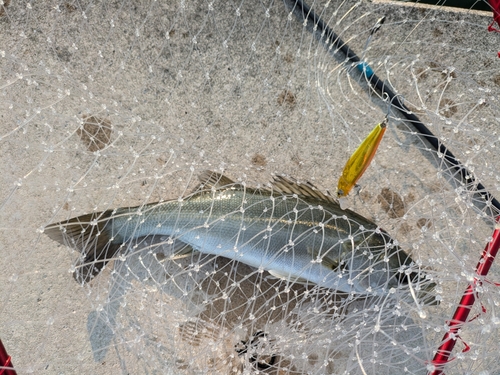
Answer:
(1, 0, 499, 374)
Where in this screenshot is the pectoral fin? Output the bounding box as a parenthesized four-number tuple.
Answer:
(307, 247, 340, 270)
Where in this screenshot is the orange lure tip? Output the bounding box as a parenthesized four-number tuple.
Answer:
(337, 119, 387, 197)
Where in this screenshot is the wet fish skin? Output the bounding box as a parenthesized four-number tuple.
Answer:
(44, 171, 436, 303)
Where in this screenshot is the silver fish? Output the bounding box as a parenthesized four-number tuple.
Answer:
(44, 171, 436, 303)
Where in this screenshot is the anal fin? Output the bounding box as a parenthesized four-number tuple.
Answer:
(268, 269, 310, 285)
(158, 239, 194, 260)
(307, 247, 340, 271)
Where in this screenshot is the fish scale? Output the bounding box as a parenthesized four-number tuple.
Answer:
(44, 171, 437, 304)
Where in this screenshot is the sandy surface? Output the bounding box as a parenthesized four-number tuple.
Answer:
(1, 1, 499, 374)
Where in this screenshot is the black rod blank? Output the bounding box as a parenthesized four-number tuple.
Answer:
(289, 0, 500, 215)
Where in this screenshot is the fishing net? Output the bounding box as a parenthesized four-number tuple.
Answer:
(1, 0, 500, 374)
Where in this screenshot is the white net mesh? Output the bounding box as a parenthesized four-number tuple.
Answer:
(1, 0, 500, 374)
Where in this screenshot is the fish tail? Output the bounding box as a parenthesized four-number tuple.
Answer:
(44, 210, 121, 284)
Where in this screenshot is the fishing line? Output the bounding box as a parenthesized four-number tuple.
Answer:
(286, 0, 500, 217)
(360, 15, 385, 62)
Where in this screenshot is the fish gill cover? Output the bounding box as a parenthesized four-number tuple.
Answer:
(1, 1, 500, 374)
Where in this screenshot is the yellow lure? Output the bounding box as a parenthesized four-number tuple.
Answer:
(337, 119, 387, 197)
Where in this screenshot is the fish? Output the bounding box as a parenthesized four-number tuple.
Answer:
(44, 171, 436, 304)
(337, 119, 387, 197)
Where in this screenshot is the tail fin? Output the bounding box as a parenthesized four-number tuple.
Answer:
(44, 210, 121, 284)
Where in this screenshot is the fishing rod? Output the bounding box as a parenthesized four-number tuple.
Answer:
(287, 0, 500, 216)
(286, 1, 500, 374)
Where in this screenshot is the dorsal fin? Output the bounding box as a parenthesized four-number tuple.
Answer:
(271, 175, 338, 204)
(196, 171, 338, 205)
(198, 170, 238, 190)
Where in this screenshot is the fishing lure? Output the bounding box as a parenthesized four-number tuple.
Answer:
(337, 118, 387, 197)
